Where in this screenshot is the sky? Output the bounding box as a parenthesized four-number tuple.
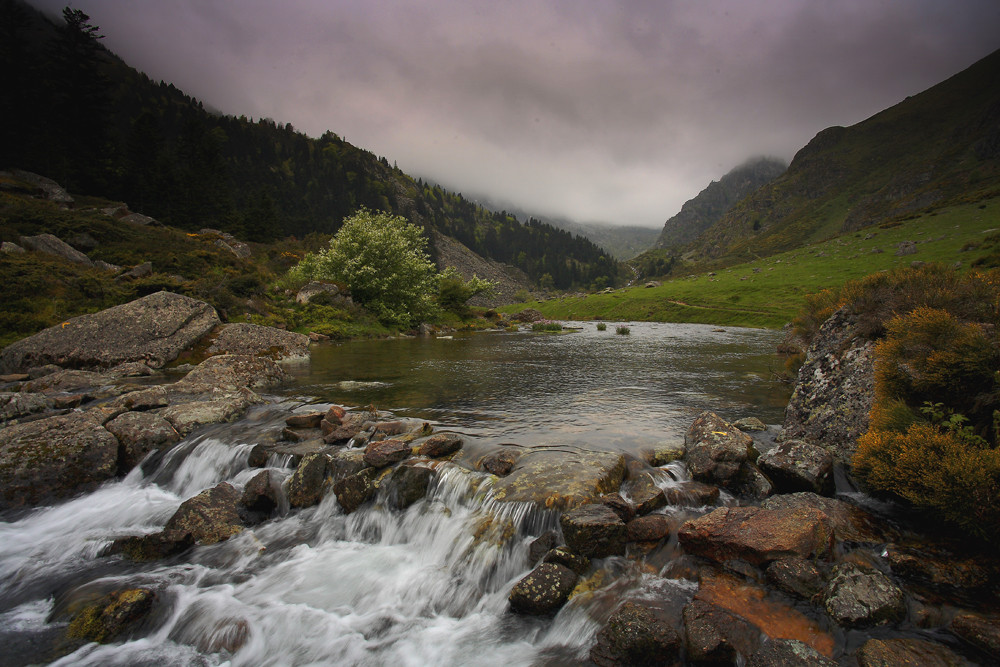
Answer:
(28, 0, 1000, 227)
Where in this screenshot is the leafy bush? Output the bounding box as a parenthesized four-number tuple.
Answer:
(437, 267, 498, 317)
(615, 325, 631, 335)
(287, 208, 440, 327)
(596, 322, 607, 331)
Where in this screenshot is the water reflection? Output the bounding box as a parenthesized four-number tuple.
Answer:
(288, 322, 790, 453)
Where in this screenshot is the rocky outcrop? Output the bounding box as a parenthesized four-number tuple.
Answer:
(508, 563, 578, 615)
(783, 307, 875, 462)
(0, 291, 220, 373)
(0, 412, 119, 511)
(296, 281, 349, 306)
(206, 323, 310, 361)
(491, 448, 626, 510)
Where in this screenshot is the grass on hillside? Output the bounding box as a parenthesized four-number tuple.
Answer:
(503, 198, 1000, 329)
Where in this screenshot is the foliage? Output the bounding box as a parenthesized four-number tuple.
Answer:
(853, 302, 1000, 543)
(596, 322, 607, 331)
(287, 209, 439, 327)
(615, 325, 631, 335)
(437, 267, 497, 317)
(531, 321, 563, 332)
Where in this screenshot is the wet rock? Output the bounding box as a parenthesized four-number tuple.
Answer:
(600, 492, 635, 522)
(281, 426, 315, 442)
(783, 306, 875, 463)
(823, 563, 905, 628)
(0, 391, 52, 421)
(333, 468, 384, 514)
(951, 612, 1000, 658)
(285, 412, 325, 429)
(286, 453, 332, 508)
(0, 412, 118, 511)
(21, 369, 113, 394)
(372, 420, 407, 436)
(684, 411, 765, 495)
(626, 475, 667, 515)
(164, 482, 244, 545)
(761, 493, 890, 544)
(240, 470, 279, 521)
(330, 448, 368, 479)
(542, 546, 590, 575)
(480, 448, 521, 476)
(206, 323, 310, 361)
(418, 433, 463, 457)
(664, 481, 720, 507)
(247, 444, 270, 468)
(678, 505, 835, 567)
(856, 638, 972, 667)
(528, 531, 559, 564)
(364, 439, 412, 468)
(748, 639, 836, 667)
(385, 463, 434, 509)
(66, 588, 157, 643)
(325, 405, 347, 424)
(738, 463, 774, 499)
(626, 515, 671, 543)
(323, 413, 365, 445)
(683, 599, 761, 664)
(733, 417, 767, 432)
(111, 385, 169, 411)
(560, 504, 627, 558)
(508, 562, 578, 615)
(765, 557, 826, 601)
(19, 232, 93, 266)
(104, 411, 180, 472)
(106, 529, 194, 561)
(885, 543, 993, 592)
(642, 443, 685, 467)
(758, 440, 834, 495)
(492, 449, 626, 511)
(590, 600, 682, 667)
(0, 291, 220, 374)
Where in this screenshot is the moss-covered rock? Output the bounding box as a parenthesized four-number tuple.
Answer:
(66, 588, 157, 644)
(164, 482, 243, 545)
(508, 562, 578, 615)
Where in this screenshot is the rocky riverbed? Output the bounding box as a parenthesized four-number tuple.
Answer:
(1, 292, 999, 665)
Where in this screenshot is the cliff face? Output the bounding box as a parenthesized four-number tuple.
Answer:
(655, 157, 787, 250)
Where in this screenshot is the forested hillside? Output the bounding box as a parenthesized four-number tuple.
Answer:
(0, 0, 618, 290)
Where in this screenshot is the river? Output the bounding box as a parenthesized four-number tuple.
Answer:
(0, 323, 789, 666)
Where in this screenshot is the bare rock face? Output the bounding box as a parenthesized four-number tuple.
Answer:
(0, 291, 220, 373)
(783, 307, 875, 463)
(0, 412, 118, 511)
(678, 505, 835, 567)
(206, 323, 310, 361)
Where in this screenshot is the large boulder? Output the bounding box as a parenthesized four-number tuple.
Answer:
(758, 440, 834, 495)
(0, 291, 220, 373)
(0, 412, 118, 511)
(104, 411, 180, 471)
(783, 307, 875, 463)
(590, 600, 682, 666)
(170, 354, 288, 396)
(678, 505, 835, 567)
(161, 390, 261, 436)
(560, 503, 627, 558)
(823, 563, 906, 628)
(206, 323, 310, 361)
(761, 493, 890, 544)
(491, 448, 626, 510)
(164, 482, 243, 545)
(508, 562, 578, 615)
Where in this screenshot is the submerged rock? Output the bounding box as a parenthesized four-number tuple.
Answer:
(0, 291, 220, 373)
(106, 529, 195, 562)
(0, 412, 118, 511)
(663, 481, 720, 507)
(590, 600, 682, 666)
(480, 448, 522, 476)
(508, 562, 578, 615)
(491, 448, 626, 510)
(66, 588, 157, 644)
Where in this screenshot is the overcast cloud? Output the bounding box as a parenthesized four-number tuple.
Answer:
(27, 0, 1000, 226)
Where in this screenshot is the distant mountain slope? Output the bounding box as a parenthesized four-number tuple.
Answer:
(687, 48, 1000, 264)
(0, 0, 618, 291)
(654, 157, 787, 250)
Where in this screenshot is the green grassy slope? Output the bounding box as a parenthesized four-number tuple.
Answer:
(505, 197, 999, 328)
